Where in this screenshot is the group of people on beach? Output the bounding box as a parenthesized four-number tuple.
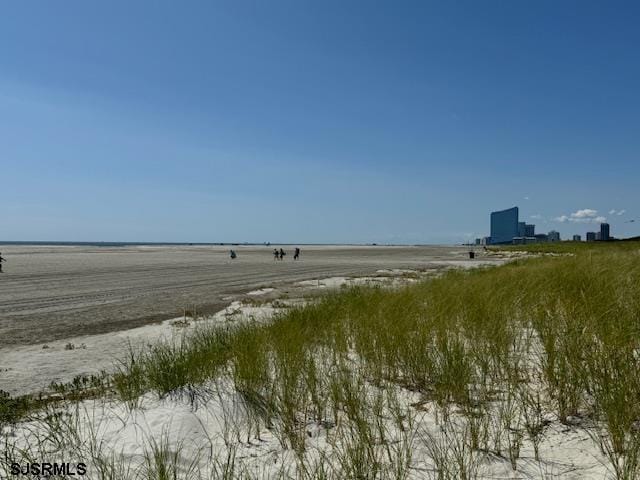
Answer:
(273, 247, 301, 261)
(0, 252, 5, 273)
(228, 247, 301, 260)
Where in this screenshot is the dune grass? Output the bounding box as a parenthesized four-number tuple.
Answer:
(106, 241, 640, 476)
(3, 241, 640, 478)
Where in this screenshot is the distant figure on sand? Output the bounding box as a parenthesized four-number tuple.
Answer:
(230, 249, 237, 259)
(279, 248, 285, 260)
(0, 252, 5, 273)
(273, 248, 279, 260)
(293, 247, 300, 260)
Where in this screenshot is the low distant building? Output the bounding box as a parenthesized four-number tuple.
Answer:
(586, 232, 596, 242)
(475, 238, 481, 245)
(573, 234, 582, 242)
(535, 234, 549, 242)
(600, 223, 610, 241)
(548, 230, 561, 242)
(512, 236, 539, 245)
(481, 237, 491, 245)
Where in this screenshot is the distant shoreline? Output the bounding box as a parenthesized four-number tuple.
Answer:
(0, 241, 444, 247)
(0, 241, 268, 247)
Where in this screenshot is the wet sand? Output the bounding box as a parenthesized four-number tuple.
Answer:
(0, 244, 481, 347)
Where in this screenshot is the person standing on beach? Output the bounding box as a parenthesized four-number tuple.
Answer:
(273, 248, 279, 260)
(293, 247, 300, 260)
(279, 248, 285, 260)
(230, 249, 237, 259)
(0, 252, 5, 273)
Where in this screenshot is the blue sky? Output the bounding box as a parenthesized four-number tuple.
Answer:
(1, 1, 638, 243)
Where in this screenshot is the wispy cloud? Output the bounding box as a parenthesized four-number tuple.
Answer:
(530, 214, 542, 220)
(554, 209, 607, 224)
(609, 209, 626, 216)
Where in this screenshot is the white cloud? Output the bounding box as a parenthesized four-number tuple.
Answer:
(609, 209, 626, 216)
(530, 214, 542, 220)
(524, 196, 530, 200)
(572, 209, 598, 219)
(553, 209, 607, 224)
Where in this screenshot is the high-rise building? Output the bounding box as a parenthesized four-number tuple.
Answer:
(525, 224, 535, 237)
(595, 232, 602, 241)
(573, 234, 582, 242)
(600, 223, 610, 241)
(548, 230, 560, 242)
(586, 232, 596, 242)
(490, 207, 519, 244)
(518, 222, 526, 237)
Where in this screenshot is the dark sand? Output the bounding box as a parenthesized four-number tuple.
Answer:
(0, 244, 482, 346)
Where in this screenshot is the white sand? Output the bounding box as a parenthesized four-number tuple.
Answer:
(0, 301, 283, 397)
(246, 288, 276, 296)
(3, 378, 611, 479)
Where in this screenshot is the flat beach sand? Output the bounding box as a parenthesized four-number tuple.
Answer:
(0, 244, 503, 395)
(0, 244, 487, 346)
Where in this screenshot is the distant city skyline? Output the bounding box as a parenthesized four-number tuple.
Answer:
(484, 206, 632, 245)
(1, 1, 639, 244)
(484, 205, 628, 245)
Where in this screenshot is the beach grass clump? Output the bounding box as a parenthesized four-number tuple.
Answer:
(0, 390, 34, 428)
